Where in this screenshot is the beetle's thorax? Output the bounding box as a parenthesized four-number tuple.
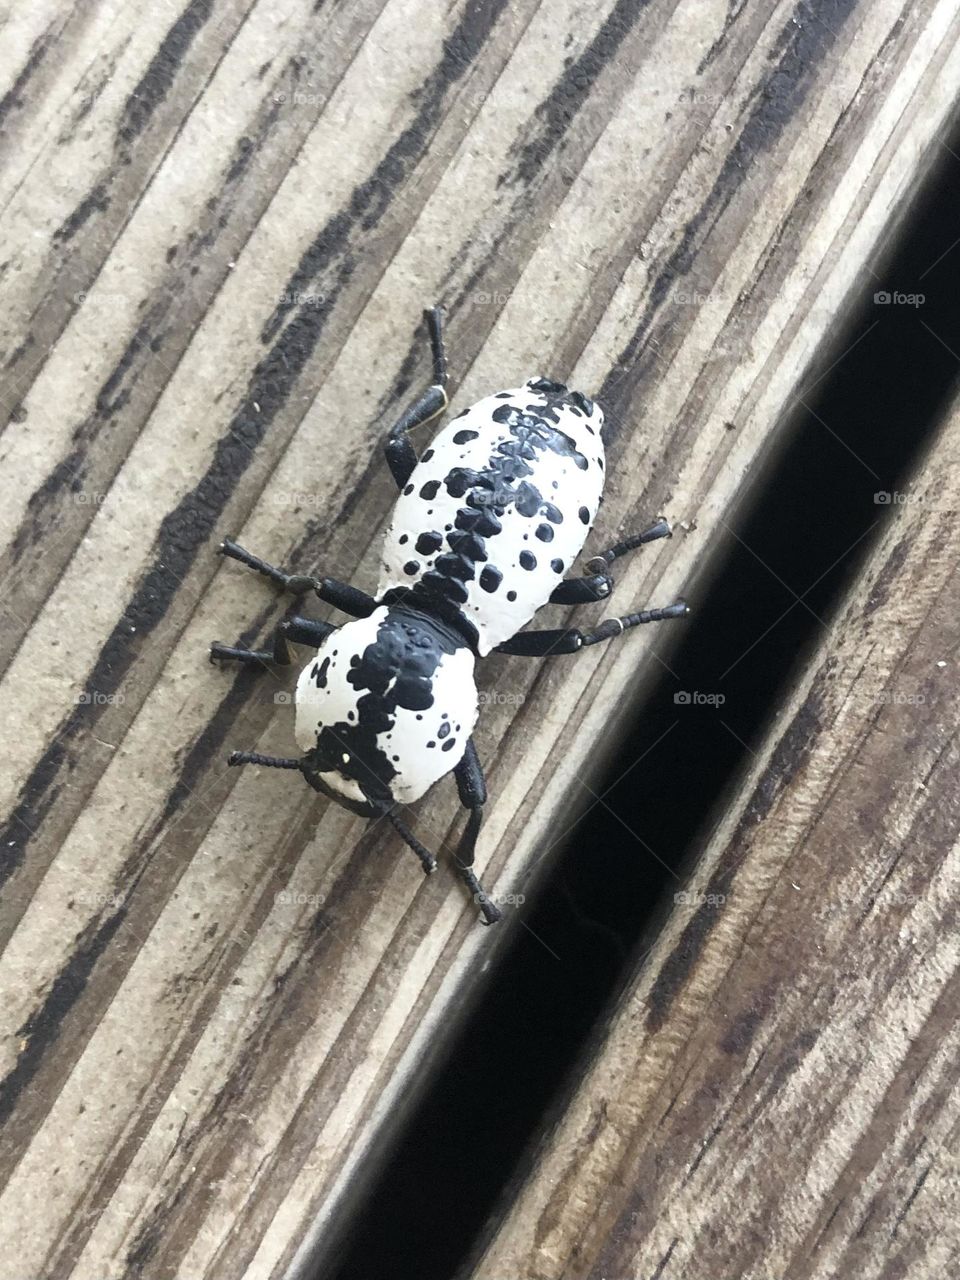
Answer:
(380, 587, 482, 655)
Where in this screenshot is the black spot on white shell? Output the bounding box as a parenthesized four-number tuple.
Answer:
(519, 550, 536, 570)
(415, 531, 443, 555)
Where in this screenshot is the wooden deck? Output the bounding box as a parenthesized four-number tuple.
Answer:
(1, 1, 959, 1277)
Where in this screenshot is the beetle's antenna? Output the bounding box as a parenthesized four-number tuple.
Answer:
(384, 809, 438, 876)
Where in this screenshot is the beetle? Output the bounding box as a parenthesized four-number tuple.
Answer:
(211, 306, 687, 924)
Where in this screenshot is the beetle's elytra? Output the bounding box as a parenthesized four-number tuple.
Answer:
(211, 306, 687, 924)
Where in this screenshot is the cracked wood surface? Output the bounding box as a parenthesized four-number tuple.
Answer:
(1, 0, 959, 1277)
(471, 393, 960, 1280)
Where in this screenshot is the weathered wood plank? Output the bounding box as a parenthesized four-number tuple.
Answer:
(471, 372, 960, 1279)
(0, 1, 959, 1276)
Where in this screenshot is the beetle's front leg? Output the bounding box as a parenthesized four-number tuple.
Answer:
(549, 519, 675, 606)
(219, 538, 376, 616)
(210, 615, 336, 668)
(383, 305, 449, 489)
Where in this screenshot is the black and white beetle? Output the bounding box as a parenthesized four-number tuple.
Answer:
(211, 307, 687, 924)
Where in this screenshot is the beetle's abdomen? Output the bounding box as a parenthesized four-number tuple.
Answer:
(377, 379, 605, 654)
(294, 607, 477, 807)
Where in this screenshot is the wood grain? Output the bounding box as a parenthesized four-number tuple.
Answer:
(1, 0, 959, 1276)
(471, 367, 960, 1280)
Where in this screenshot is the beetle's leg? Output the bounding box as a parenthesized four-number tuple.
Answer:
(495, 601, 688, 657)
(385, 809, 438, 875)
(549, 573, 613, 605)
(582, 517, 672, 575)
(384, 306, 449, 490)
(549, 519, 674, 606)
(210, 615, 336, 667)
(218, 538, 376, 616)
(228, 751, 304, 769)
(453, 739, 501, 925)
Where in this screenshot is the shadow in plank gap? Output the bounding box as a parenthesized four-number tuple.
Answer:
(316, 110, 960, 1280)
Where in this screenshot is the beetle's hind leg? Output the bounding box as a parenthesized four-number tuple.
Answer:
(550, 520, 673, 607)
(210, 615, 336, 668)
(453, 739, 502, 926)
(549, 573, 614, 606)
(383, 305, 450, 490)
(547, 518, 675, 608)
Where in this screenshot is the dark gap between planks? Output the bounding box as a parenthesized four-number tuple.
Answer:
(313, 116, 960, 1280)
